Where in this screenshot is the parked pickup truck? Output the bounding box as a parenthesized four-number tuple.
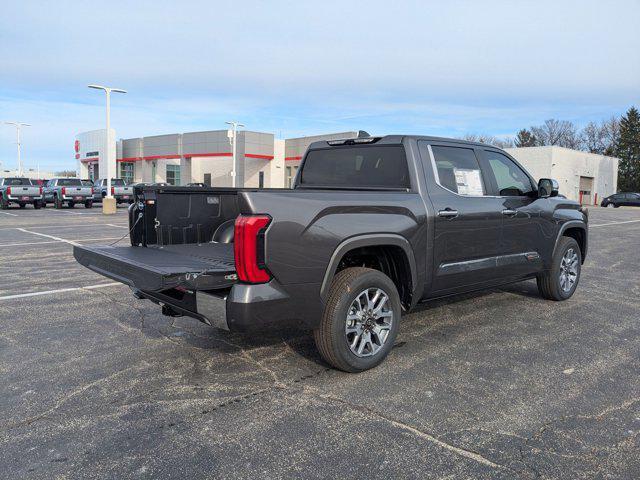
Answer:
(0, 177, 43, 209)
(74, 135, 588, 372)
(93, 178, 134, 204)
(43, 178, 94, 208)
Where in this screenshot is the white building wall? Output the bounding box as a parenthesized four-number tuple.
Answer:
(270, 139, 286, 188)
(506, 146, 619, 203)
(191, 157, 234, 187)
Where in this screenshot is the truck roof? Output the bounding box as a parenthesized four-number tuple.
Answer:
(307, 135, 497, 150)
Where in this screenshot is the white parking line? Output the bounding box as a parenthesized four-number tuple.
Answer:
(16, 228, 81, 246)
(0, 237, 122, 247)
(590, 220, 640, 227)
(107, 223, 128, 229)
(0, 211, 19, 216)
(0, 223, 127, 231)
(0, 282, 122, 301)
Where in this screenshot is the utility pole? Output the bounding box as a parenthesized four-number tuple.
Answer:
(4, 122, 30, 176)
(225, 121, 244, 188)
(88, 84, 126, 214)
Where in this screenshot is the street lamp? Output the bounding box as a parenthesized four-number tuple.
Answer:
(88, 84, 126, 214)
(225, 121, 244, 188)
(4, 122, 31, 176)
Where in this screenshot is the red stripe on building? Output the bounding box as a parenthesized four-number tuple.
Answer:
(285, 156, 302, 161)
(184, 152, 232, 158)
(80, 157, 99, 163)
(114, 152, 274, 162)
(245, 153, 274, 160)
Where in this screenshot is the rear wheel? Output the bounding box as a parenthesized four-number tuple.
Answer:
(33, 201, 41, 209)
(68, 201, 75, 209)
(0, 197, 8, 209)
(84, 200, 93, 209)
(314, 267, 401, 372)
(537, 237, 581, 301)
(606, 203, 615, 208)
(18, 202, 25, 208)
(54, 196, 62, 209)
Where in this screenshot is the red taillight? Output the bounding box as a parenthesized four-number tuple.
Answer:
(61, 187, 66, 196)
(111, 186, 115, 195)
(90, 187, 94, 195)
(39, 187, 43, 195)
(234, 214, 271, 283)
(6, 186, 11, 195)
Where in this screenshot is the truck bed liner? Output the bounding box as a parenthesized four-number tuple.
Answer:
(74, 243, 235, 292)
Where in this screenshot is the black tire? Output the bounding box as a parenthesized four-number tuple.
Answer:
(537, 237, 582, 301)
(33, 201, 41, 209)
(314, 267, 401, 373)
(54, 196, 62, 209)
(84, 201, 93, 209)
(68, 201, 75, 209)
(18, 202, 26, 208)
(0, 197, 8, 209)
(40, 201, 46, 208)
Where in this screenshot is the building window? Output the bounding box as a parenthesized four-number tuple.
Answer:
(166, 165, 181, 186)
(119, 162, 134, 184)
(286, 165, 298, 188)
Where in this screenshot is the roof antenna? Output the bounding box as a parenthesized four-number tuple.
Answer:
(357, 130, 370, 138)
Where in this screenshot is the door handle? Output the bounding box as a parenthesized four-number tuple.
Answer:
(502, 209, 517, 216)
(438, 209, 459, 218)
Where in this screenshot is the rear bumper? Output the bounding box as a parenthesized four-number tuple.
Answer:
(134, 280, 323, 333)
(7, 196, 42, 201)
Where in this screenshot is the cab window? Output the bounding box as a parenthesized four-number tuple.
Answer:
(430, 146, 486, 196)
(485, 151, 534, 196)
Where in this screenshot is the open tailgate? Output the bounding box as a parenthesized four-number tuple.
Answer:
(74, 243, 236, 292)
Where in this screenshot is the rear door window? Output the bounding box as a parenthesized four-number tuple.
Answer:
(430, 146, 486, 196)
(299, 145, 410, 189)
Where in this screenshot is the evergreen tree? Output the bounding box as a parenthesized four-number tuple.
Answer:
(515, 129, 536, 147)
(616, 107, 640, 192)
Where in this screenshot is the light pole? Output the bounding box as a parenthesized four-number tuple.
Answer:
(4, 122, 31, 176)
(88, 84, 126, 213)
(225, 121, 244, 188)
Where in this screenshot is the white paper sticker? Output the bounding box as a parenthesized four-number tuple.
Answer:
(453, 168, 484, 196)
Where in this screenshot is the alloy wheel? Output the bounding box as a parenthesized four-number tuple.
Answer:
(345, 288, 394, 357)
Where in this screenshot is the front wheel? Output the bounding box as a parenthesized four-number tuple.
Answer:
(0, 197, 8, 209)
(54, 196, 62, 209)
(314, 267, 401, 372)
(606, 203, 615, 208)
(33, 201, 41, 209)
(537, 237, 582, 301)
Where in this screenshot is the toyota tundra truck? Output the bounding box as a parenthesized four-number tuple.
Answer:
(74, 134, 588, 372)
(0, 177, 43, 209)
(93, 178, 134, 204)
(42, 178, 94, 208)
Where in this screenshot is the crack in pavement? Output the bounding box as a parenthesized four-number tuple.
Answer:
(306, 387, 515, 474)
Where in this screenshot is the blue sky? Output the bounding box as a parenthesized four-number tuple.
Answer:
(1, 0, 639, 172)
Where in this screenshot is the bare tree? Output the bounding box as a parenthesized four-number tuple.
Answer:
(530, 119, 580, 149)
(579, 117, 620, 155)
(460, 134, 514, 149)
(515, 129, 537, 147)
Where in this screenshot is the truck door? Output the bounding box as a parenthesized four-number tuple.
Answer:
(479, 148, 545, 278)
(418, 141, 505, 295)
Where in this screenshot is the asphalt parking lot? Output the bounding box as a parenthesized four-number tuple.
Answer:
(0, 205, 638, 479)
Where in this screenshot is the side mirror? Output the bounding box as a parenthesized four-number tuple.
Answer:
(538, 178, 559, 198)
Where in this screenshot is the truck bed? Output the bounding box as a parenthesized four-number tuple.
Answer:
(74, 242, 235, 292)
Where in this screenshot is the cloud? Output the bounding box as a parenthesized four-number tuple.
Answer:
(1, 0, 639, 170)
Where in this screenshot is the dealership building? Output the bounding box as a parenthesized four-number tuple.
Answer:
(75, 129, 618, 204)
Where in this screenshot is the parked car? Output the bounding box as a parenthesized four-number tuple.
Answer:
(75, 134, 588, 372)
(0, 177, 43, 209)
(92, 178, 134, 204)
(187, 182, 207, 187)
(42, 178, 94, 208)
(600, 192, 640, 208)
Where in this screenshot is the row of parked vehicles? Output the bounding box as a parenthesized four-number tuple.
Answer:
(0, 177, 134, 209)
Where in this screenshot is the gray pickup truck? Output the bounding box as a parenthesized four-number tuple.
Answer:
(42, 178, 94, 208)
(0, 177, 43, 209)
(93, 178, 134, 204)
(75, 134, 588, 372)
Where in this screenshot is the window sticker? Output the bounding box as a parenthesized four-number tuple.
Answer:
(453, 168, 484, 196)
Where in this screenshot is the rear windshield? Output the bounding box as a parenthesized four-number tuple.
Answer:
(81, 180, 93, 186)
(58, 179, 82, 186)
(299, 145, 410, 189)
(4, 178, 32, 186)
(111, 179, 125, 186)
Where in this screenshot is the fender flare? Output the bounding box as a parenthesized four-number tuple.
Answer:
(320, 233, 418, 301)
(554, 220, 588, 262)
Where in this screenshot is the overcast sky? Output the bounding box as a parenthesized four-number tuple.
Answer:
(1, 0, 639, 172)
